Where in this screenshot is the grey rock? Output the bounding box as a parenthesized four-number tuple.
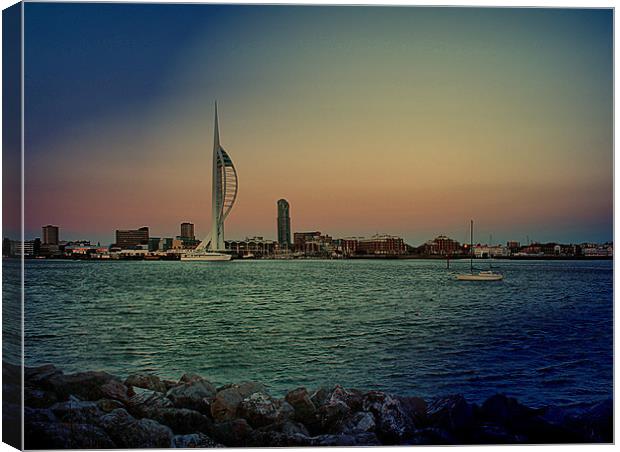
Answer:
(211, 387, 243, 422)
(100, 408, 174, 448)
(343, 410, 376, 434)
(238, 392, 294, 428)
(25, 387, 58, 408)
(285, 387, 317, 425)
(50, 396, 103, 425)
(125, 373, 168, 393)
(172, 432, 223, 448)
(281, 420, 310, 437)
(128, 387, 173, 417)
(317, 399, 350, 433)
(166, 379, 216, 414)
(25, 421, 116, 449)
(210, 418, 254, 447)
(427, 394, 474, 434)
(97, 398, 127, 413)
(145, 407, 213, 435)
(363, 391, 414, 443)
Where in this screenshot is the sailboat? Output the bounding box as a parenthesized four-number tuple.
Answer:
(456, 220, 503, 281)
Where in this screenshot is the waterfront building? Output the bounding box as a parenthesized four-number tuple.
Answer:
(115, 227, 149, 249)
(12, 239, 39, 257)
(277, 199, 291, 249)
(159, 238, 173, 251)
(148, 237, 161, 252)
(226, 237, 277, 257)
(180, 222, 195, 240)
(334, 237, 362, 256)
(357, 234, 407, 255)
(293, 231, 334, 255)
(195, 103, 238, 252)
(474, 245, 510, 258)
(42, 225, 59, 245)
(423, 235, 461, 255)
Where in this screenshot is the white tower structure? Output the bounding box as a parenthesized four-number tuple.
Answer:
(196, 103, 238, 252)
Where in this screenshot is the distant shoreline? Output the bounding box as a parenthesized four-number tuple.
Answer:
(5, 255, 613, 262)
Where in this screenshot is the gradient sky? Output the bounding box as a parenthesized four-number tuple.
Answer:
(14, 4, 613, 245)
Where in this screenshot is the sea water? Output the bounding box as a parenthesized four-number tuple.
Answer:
(17, 258, 612, 407)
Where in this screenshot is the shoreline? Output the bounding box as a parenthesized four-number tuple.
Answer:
(6, 363, 612, 448)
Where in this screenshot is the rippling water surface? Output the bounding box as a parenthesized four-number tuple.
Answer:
(22, 258, 612, 407)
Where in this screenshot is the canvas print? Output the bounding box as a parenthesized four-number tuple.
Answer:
(2, 2, 614, 449)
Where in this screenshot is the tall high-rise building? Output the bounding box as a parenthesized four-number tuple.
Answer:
(180, 222, 195, 240)
(196, 103, 238, 252)
(115, 227, 149, 249)
(277, 199, 291, 248)
(42, 225, 59, 245)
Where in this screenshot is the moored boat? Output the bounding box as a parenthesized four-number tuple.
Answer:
(180, 252, 232, 261)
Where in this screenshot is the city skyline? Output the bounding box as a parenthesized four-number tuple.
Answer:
(7, 5, 613, 245)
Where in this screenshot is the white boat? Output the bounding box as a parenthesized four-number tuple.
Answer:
(180, 252, 232, 261)
(456, 270, 503, 281)
(456, 220, 504, 281)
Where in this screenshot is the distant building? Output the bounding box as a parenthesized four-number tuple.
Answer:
(42, 225, 59, 245)
(277, 199, 292, 249)
(423, 235, 461, 255)
(115, 227, 149, 249)
(335, 237, 362, 256)
(293, 231, 334, 255)
(474, 245, 509, 258)
(227, 237, 277, 256)
(10, 239, 40, 257)
(357, 234, 407, 255)
(180, 222, 195, 240)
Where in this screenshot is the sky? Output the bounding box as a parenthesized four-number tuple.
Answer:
(10, 4, 613, 246)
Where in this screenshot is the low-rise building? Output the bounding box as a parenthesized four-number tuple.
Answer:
(357, 234, 407, 255)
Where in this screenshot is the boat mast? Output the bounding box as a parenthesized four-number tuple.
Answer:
(470, 219, 473, 273)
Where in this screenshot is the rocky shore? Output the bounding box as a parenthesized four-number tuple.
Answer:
(6, 363, 612, 448)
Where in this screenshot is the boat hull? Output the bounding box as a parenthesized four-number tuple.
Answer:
(456, 274, 503, 281)
(180, 253, 232, 261)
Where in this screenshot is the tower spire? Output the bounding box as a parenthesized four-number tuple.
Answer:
(214, 101, 220, 148)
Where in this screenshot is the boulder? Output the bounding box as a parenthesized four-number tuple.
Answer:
(24, 387, 58, 408)
(479, 394, 540, 426)
(47, 371, 120, 401)
(128, 387, 173, 417)
(97, 398, 126, 413)
(25, 421, 116, 449)
(210, 418, 254, 447)
(398, 396, 428, 426)
(426, 395, 474, 435)
(571, 399, 613, 443)
(316, 399, 350, 433)
(166, 379, 216, 414)
(172, 432, 223, 448)
(238, 392, 294, 428)
(125, 373, 167, 393)
(179, 373, 205, 384)
(363, 391, 413, 444)
(100, 380, 131, 404)
(50, 396, 103, 425)
(285, 387, 317, 425)
(329, 385, 364, 411)
(237, 381, 267, 398)
(342, 411, 376, 434)
(145, 407, 213, 435)
(309, 386, 331, 408)
(211, 387, 243, 422)
(24, 364, 63, 386)
(281, 420, 310, 437)
(24, 406, 56, 424)
(100, 408, 174, 448)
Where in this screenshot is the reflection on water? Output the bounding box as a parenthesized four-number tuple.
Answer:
(24, 258, 612, 407)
